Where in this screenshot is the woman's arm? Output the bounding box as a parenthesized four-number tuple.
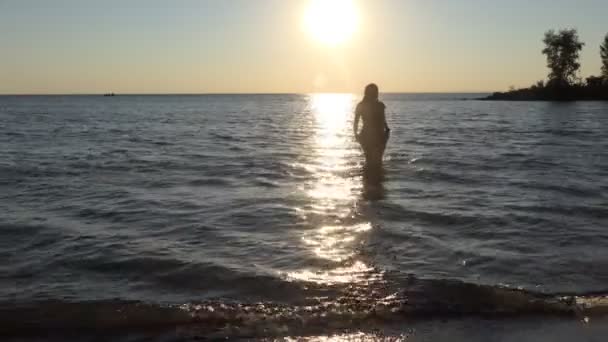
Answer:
(382, 105, 390, 133)
(353, 106, 361, 138)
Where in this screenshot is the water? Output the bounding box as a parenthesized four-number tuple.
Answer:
(1, 94, 607, 339)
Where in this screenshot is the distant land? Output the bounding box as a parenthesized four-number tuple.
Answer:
(484, 28, 608, 101)
(483, 81, 608, 101)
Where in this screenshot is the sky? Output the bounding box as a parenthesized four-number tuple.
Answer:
(1, 0, 607, 94)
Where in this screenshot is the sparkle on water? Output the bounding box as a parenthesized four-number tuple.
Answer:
(285, 332, 411, 341)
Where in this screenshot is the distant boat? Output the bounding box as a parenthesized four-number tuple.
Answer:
(103, 93, 116, 97)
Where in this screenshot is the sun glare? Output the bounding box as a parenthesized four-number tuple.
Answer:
(304, 0, 359, 46)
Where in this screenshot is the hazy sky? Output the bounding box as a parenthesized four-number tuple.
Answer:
(1, 0, 607, 94)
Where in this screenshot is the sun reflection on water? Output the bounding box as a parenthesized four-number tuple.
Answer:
(286, 332, 410, 342)
(287, 93, 379, 286)
(305, 94, 358, 217)
(310, 93, 354, 132)
(301, 223, 372, 263)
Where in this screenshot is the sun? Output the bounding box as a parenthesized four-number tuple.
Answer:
(304, 0, 359, 46)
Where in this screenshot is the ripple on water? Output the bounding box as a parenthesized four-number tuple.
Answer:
(0, 94, 607, 322)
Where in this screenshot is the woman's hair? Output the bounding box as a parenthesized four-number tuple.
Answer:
(363, 83, 379, 102)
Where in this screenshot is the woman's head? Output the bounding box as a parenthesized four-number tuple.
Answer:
(363, 83, 379, 102)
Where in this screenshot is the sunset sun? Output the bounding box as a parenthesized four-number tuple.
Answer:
(304, 0, 359, 46)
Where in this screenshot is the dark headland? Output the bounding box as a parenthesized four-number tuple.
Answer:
(483, 29, 608, 101)
(483, 81, 608, 101)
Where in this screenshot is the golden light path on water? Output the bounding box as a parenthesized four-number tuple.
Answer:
(285, 332, 411, 342)
(287, 94, 379, 285)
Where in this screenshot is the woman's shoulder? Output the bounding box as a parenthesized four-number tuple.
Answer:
(357, 100, 385, 113)
(374, 101, 386, 111)
(355, 101, 366, 113)
(357, 100, 385, 107)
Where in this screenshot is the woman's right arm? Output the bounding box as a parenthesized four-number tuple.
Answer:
(380, 103, 390, 132)
(353, 105, 361, 138)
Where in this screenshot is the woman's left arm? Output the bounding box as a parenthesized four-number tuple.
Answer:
(353, 105, 361, 139)
(382, 104, 390, 134)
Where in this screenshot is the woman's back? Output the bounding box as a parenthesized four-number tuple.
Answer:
(356, 101, 386, 136)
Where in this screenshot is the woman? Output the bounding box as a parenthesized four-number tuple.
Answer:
(353, 84, 390, 168)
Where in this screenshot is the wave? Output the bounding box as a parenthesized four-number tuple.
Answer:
(188, 177, 233, 187)
(413, 168, 483, 185)
(506, 204, 608, 219)
(510, 181, 602, 198)
(1, 278, 607, 338)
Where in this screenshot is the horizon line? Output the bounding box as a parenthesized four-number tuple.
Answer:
(0, 91, 493, 96)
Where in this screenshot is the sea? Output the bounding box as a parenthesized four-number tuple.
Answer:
(1, 94, 607, 341)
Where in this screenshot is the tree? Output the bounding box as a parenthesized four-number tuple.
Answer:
(542, 29, 585, 86)
(601, 33, 608, 80)
(532, 80, 545, 89)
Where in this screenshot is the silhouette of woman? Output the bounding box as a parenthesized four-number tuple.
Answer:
(353, 84, 390, 168)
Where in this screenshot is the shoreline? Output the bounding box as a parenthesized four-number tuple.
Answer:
(481, 85, 608, 101)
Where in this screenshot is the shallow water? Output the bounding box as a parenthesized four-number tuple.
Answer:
(1, 94, 607, 338)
